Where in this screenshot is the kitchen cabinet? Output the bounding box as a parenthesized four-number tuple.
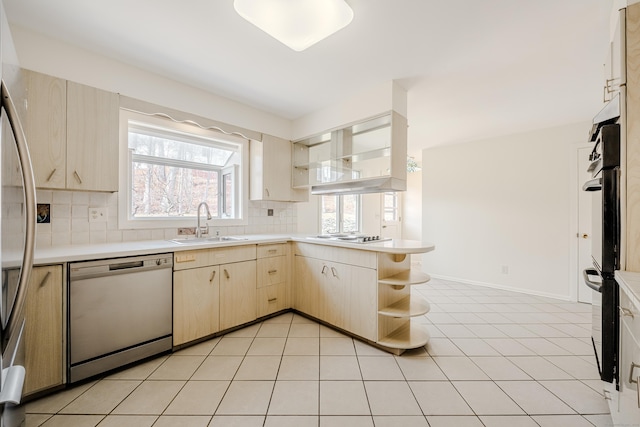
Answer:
(609, 272, 640, 425)
(24, 264, 63, 396)
(292, 111, 407, 194)
(625, 2, 640, 271)
(173, 245, 257, 344)
(173, 265, 220, 346)
(66, 81, 119, 191)
(23, 69, 66, 189)
(293, 242, 430, 351)
(220, 259, 257, 330)
(22, 70, 119, 191)
(293, 243, 378, 341)
(603, 8, 626, 103)
(250, 134, 308, 202)
(256, 243, 289, 317)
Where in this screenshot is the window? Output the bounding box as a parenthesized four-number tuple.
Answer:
(321, 194, 361, 234)
(119, 110, 248, 228)
(383, 192, 399, 222)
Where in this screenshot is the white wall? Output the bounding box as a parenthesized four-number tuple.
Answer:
(403, 169, 422, 241)
(422, 122, 588, 300)
(10, 25, 291, 140)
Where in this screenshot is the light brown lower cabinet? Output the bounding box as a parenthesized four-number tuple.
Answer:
(24, 264, 63, 396)
(173, 266, 220, 346)
(220, 260, 257, 330)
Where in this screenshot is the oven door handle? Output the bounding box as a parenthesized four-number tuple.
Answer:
(583, 268, 603, 292)
(582, 178, 602, 192)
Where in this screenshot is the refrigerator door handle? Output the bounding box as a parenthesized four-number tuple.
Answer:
(583, 268, 603, 292)
(0, 366, 24, 405)
(1, 80, 37, 349)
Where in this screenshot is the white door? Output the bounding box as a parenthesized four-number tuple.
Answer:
(578, 147, 593, 304)
(381, 192, 402, 239)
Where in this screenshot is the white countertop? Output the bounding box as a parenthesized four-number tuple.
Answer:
(19, 234, 435, 267)
(616, 270, 640, 310)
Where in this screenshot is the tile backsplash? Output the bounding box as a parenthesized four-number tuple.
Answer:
(35, 190, 298, 249)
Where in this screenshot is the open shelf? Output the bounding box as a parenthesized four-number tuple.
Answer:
(377, 322, 430, 350)
(378, 270, 430, 286)
(378, 296, 430, 318)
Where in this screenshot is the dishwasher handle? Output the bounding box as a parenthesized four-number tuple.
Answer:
(109, 261, 144, 271)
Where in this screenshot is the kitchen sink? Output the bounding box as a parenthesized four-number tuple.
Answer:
(168, 236, 248, 245)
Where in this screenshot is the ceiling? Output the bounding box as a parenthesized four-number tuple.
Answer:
(3, 0, 612, 156)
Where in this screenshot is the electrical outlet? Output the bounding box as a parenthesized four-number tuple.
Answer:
(88, 207, 107, 223)
(267, 209, 274, 216)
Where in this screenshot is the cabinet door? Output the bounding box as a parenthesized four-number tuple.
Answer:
(347, 265, 377, 341)
(24, 70, 67, 189)
(294, 255, 320, 318)
(173, 266, 220, 345)
(250, 135, 308, 202)
(24, 265, 63, 395)
(320, 262, 348, 329)
(66, 81, 119, 191)
(220, 260, 257, 330)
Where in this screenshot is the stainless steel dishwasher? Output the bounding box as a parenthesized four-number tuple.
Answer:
(68, 253, 173, 383)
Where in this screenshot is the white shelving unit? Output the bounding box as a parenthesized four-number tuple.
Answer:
(376, 253, 431, 354)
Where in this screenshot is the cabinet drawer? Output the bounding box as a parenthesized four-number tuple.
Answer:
(257, 256, 286, 288)
(257, 283, 287, 317)
(174, 250, 209, 270)
(174, 245, 257, 271)
(257, 243, 287, 258)
(621, 290, 640, 341)
(210, 245, 256, 265)
(293, 242, 377, 269)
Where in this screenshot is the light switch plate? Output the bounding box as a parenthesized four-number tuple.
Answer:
(88, 207, 107, 223)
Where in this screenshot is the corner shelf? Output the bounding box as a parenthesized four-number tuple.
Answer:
(378, 296, 430, 318)
(376, 251, 432, 354)
(376, 322, 430, 350)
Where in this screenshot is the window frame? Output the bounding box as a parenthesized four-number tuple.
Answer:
(320, 194, 362, 234)
(118, 109, 249, 230)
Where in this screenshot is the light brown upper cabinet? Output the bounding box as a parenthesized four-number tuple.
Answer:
(24, 69, 119, 191)
(250, 133, 308, 202)
(66, 81, 119, 191)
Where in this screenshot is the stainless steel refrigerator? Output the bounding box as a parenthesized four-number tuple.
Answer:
(0, 2, 36, 425)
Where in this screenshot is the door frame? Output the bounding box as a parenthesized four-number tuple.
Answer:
(569, 142, 593, 303)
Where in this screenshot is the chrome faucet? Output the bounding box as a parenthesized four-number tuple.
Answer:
(196, 202, 212, 238)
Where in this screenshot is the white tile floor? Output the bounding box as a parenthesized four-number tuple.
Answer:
(26, 278, 615, 427)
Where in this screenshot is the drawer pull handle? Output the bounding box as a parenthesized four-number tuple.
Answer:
(268, 269, 278, 275)
(321, 265, 328, 275)
(331, 267, 338, 278)
(209, 270, 216, 282)
(629, 362, 640, 384)
(603, 389, 612, 401)
(268, 298, 277, 303)
(620, 307, 635, 318)
(268, 249, 277, 254)
(46, 168, 57, 182)
(73, 170, 83, 184)
(39, 271, 51, 288)
(224, 269, 230, 279)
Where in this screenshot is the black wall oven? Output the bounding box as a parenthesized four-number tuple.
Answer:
(583, 122, 620, 385)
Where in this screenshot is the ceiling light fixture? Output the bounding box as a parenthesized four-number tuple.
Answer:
(233, 0, 354, 52)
